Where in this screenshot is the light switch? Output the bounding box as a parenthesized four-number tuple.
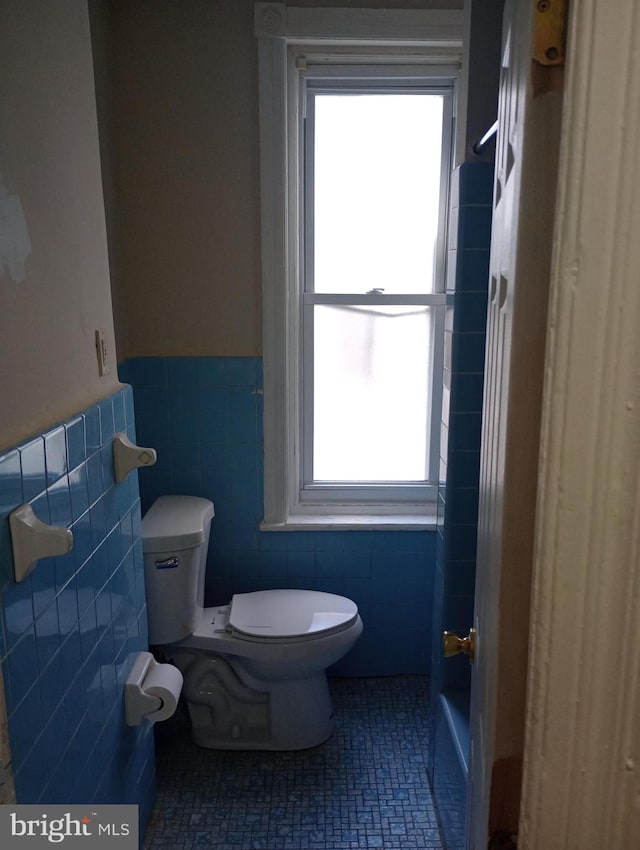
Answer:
(95, 329, 110, 377)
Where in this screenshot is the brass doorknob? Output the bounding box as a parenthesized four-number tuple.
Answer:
(442, 628, 476, 663)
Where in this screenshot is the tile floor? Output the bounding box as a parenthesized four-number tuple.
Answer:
(144, 676, 443, 850)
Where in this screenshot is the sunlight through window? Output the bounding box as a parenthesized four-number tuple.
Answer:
(310, 94, 445, 483)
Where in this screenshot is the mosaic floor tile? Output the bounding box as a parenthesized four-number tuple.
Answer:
(144, 677, 442, 850)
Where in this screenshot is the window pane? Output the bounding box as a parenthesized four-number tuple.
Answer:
(313, 304, 431, 481)
(313, 94, 444, 295)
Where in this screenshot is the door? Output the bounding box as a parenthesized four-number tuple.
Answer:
(466, 1, 565, 846)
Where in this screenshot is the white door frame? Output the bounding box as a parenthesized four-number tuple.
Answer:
(520, 1, 640, 846)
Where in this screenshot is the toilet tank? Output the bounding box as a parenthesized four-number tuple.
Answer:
(142, 496, 215, 645)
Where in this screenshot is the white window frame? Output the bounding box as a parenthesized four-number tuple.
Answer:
(255, 3, 463, 529)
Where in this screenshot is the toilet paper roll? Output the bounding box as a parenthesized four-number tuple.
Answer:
(141, 661, 183, 722)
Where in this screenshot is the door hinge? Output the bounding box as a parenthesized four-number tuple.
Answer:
(532, 0, 567, 67)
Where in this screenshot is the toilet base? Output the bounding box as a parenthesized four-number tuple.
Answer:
(173, 651, 336, 750)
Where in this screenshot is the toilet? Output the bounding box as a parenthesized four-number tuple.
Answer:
(141, 495, 363, 750)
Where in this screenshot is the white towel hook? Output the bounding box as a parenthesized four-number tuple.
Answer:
(9, 503, 73, 583)
(112, 432, 157, 483)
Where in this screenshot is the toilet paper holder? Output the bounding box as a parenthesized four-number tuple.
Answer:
(125, 651, 183, 726)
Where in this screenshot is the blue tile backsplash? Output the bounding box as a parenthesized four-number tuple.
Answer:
(119, 357, 436, 677)
(0, 386, 155, 824)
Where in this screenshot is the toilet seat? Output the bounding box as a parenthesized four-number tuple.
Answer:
(228, 589, 358, 640)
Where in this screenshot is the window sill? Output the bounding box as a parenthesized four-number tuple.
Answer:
(260, 512, 437, 531)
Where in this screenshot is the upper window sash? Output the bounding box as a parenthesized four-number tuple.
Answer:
(302, 76, 455, 301)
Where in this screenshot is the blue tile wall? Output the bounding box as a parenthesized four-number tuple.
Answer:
(0, 387, 155, 826)
(430, 162, 493, 798)
(119, 357, 436, 676)
(433, 161, 493, 697)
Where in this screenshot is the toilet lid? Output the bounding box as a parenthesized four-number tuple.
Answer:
(228, 589, 358, 639)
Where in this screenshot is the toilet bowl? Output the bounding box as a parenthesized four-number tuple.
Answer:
(142, 495, 363, 750)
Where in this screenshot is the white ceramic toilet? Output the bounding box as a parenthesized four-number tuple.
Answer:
(141, 495, 363, 750)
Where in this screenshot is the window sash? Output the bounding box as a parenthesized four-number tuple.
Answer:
(303, 79, 454, 300)
(298, 77, 452, 505)
(301, 299, 445, 499)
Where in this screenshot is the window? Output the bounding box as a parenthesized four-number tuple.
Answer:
(256, 4, 462, 528)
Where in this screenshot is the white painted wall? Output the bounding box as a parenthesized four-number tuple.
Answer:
(0, 0, 120, 451)
(101, 0, 464, 360)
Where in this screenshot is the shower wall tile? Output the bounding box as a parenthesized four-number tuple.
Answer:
(432, 161, 493, 772)
(455, 250, 491, 292)
(448, 412, 483, 452)
(457, 205, 493, 251)
(120, 356, 437, 677)
(0, 387, 155, 827)
(452, 291, 489, 333)
(458, 160, 494, 205)
(445, 489, 480, 529)
(446, 451, 481, 490)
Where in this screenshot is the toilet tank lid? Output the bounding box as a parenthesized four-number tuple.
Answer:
(142, 496, 215, 552)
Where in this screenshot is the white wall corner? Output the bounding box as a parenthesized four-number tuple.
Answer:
(255, 3, 287, 38)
